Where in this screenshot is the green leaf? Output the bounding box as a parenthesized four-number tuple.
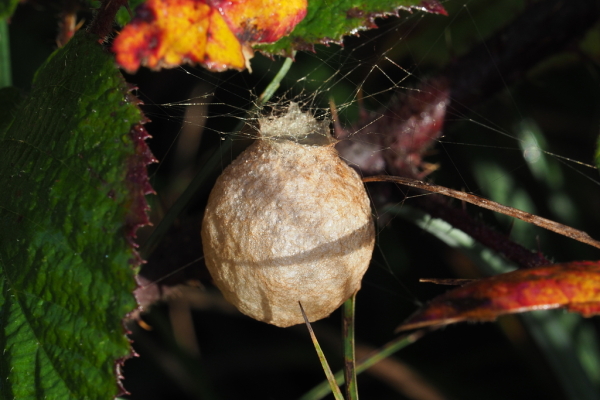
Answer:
(0, 86, 22, 133)
(259, 0, 447, 54)
(0, 31, 148, 399)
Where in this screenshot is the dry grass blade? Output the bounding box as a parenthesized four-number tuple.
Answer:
(363, 175, 600, 250)
(299, 330, 429, 400)
(299, 301, 345, 400)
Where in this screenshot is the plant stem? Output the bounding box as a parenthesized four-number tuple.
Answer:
(259, 52, 294, 104)
(140, 56, 294, 259)
(343, 293, 358, 400)
(0, 19, 11, 88)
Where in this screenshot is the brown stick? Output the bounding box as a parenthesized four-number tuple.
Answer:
(363, 175, 600, 250)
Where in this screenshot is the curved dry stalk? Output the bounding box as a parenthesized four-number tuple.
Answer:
(363, 175, 600, 250)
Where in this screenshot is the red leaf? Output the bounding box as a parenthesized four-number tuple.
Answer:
(397, 261, 600, 331)
(113, 0, 306, 73)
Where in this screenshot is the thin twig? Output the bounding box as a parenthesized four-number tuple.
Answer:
(363, 175, 600, 250)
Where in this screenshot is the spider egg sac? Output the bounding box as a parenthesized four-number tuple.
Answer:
(201, 103, 375, 327)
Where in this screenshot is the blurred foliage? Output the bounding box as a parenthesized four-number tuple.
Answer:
(4, 0, 600, 399)
(0, 0, 18, 19)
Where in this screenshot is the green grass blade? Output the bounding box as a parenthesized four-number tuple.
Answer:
(299, 330, 426, 400)
(299, 301, 345, 400)
(0, 18, 11, 87)
(343, 293, 358, 400)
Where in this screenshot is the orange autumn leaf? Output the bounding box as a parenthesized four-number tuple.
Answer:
(113, 0, 307, 73)
(219, 0, 307, 43)
(397, 261, 600, 332)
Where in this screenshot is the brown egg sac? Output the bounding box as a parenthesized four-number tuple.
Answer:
(201, 103, 375, 327)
